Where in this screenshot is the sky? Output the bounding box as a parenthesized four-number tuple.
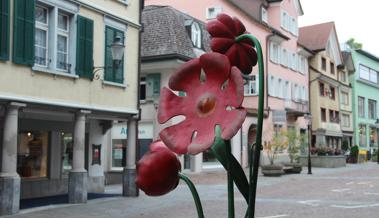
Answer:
(298, 0, 379, 57)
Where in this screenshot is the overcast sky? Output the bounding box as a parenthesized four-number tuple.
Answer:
(298, 0, 379, 57)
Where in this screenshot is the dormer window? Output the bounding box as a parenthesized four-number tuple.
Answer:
(261, 7, 268, 23)
(191, 22, 202, 48)
(206, 6, 222, 20)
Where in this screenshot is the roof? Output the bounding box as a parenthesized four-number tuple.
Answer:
(141, 5, 211, 61)
(355, 49, 379, 63)
(227, 0, 286, 36)
(298, 22, 335, 51)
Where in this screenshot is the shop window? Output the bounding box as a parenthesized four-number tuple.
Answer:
(112, 139, 126, 169)
(17, 131, 49, 178)
(61, 132, 73, 174)
(359, 124, 366, 147)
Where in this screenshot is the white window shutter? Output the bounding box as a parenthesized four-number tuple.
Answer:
(256, 74, 259, 95)
(269, 42, 274, 62)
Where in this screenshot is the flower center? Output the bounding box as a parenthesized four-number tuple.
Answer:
(197, 95, 217, 118)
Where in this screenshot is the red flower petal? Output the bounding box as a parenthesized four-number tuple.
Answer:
(159, 120, 194, 154)
(200, 53, 231, 86)
(169, 58, 202, 93)
(224, 44, 240, 68)
(241, 43, 258, 66)
(233, 16, 246, 36)
(210, 37, 234, 53)
(222, 66, 244, 107)
(158, 87, 184, 124)
(206, 20, 234, 38)
(220, 109, 247, 140)
(216, 13, 237, 35)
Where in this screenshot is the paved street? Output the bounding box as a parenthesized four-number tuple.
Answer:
(5, 162, 379, 218)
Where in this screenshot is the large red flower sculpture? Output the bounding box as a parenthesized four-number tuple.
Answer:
(206, 13, 258, 75)
(158, 52, 246, 155)
(136, 140, 181, 196)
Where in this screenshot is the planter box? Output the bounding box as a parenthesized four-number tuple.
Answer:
(299, 155, 346, 168)
(261, 165, 283, 177)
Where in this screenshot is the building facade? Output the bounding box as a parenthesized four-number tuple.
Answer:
(0, 0, 142, 215)
(349, 49, 379, 153)
(299, 22, 344, 148)
(145, 0, 311, 168)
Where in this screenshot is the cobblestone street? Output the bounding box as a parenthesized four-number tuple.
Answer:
(5, 162, 379, 218)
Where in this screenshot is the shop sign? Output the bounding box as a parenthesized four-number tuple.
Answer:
(112, 122, 153, 139)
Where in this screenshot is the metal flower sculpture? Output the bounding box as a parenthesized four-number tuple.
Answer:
(207, 13, 258, 74)
(158, 52, 246, 155)
(136, 140, 181, 196)
(136, 13, 265, 218)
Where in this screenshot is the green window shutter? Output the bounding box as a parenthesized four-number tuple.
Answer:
(146, 73, 161, 99)
(13, 0, 35, 65)
(104, 26, 124, 83)
(0, 0, 10, 61)
(76, 15, 94, 78)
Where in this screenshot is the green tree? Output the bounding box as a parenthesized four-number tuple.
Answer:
(346, 38, 363, 50)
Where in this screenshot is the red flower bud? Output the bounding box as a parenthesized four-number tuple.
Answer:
(136, 140, 181, 196)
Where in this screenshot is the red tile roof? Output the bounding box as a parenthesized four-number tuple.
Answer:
(298, 22, 335, 51)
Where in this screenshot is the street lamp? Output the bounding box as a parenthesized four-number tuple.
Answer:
(304, 112, 312, 174)
(93, 36, 125, 79)
(375, 119, 379, 164)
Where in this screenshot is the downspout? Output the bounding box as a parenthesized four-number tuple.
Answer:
(137, 0, 144, 121)
(265, 34, 272, 113)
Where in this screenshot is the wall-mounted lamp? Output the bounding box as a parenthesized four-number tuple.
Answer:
(93, 36, 125, 80)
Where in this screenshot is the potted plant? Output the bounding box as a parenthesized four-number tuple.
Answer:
(261, 131, 287, 176)
(283, 129, 302, 174)
(348, 145, 359, 163)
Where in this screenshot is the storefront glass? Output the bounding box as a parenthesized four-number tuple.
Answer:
(17, 131, 49, 178)
(61, 132, 73, 174)
(112, 139, 126, 168)
(369, 127, 377, 148)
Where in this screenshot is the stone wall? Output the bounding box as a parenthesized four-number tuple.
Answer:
(299, 155, 346, 168)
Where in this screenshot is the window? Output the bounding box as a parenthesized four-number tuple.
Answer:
(146, 73, 161, 99)
(321, 108, 326, 122)
(104, 26, 125, 83)
(330, 86, 335, 100)
(277, 78, 282, 98)
(0, 0, 10, 60)
(269, 75, 275, 96)
(281, 48, 288, 66)
(191, 22, 201, 48)
(368, 99, 377, 119)
(270, 42, 280, 63)
(17, 131, 49, 178)
(244, 75, 258, 95)
(319, 82, 325, 96)
(293, 83, 299, 100)
(358, 96, 365, 118)
(329, 110, 339, 123)
(140, 77, 146, 100)
(369, 68, 378, 83)
(359, 124, 366, 147)
(330, 62, 335, 74)
(283, 81, 289, 99)
(206, 6, 222, 19)
(281, 10, 297, 35)
(359, 64, 370, 81)
(274, 124, 282, 136)
(61, 132, 73, 174)
(290, 53, 297, 70)
(321, 57, 326, 71)
(57, 12, 69, 71)
(112, 139, 126, 168)
(34, 5, 49, 67)
(261, 7, 268, 23)
(341, 114, 350, 127)
(341, 91, 349, 105)
(370, 127, 377, 147)
(340, 71, 347, 82)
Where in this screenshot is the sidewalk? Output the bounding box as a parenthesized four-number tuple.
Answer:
(5, 162, 379, 218)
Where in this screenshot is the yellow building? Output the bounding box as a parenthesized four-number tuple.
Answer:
(299, 22, 344, 148)
(0, 0, 142, 215)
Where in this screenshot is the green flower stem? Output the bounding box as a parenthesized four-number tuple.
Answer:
(179, 173, 205, 218)
(225, 140, 235, 218)
(235, 34, 265, 218)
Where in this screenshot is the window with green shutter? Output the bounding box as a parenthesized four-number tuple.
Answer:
(146, 73, 161, 99)
(13, 0, 35, 65)
(0, 0, 10, 61)
(104, 26, 124, 84)
(76, 15, 94, 79)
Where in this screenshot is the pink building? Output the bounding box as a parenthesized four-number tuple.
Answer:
(145, 0, 312, 167)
